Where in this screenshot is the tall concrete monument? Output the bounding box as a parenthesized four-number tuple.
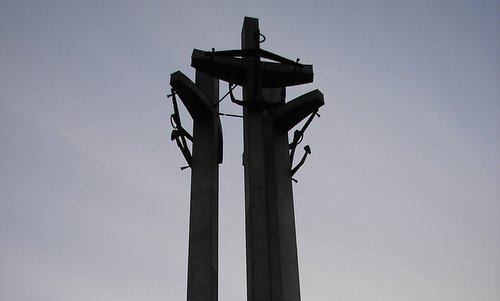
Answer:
(169, 17, 324, 301)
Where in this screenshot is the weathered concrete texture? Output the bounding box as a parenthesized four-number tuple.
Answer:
(171, 70, 220, 301)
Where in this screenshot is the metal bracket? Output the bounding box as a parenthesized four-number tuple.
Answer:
(291, 145, 311, 177)
(228, 82, 281, 110)
(168, 89, 193, 170)
(288, 110, 319, 164)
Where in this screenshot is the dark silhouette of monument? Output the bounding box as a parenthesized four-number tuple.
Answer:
(168, 17, 324, 301)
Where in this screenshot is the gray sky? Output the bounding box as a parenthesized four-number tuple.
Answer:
(1, 0, 499, 300)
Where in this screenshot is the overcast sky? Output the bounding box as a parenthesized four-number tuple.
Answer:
(1, 1, 499, 300)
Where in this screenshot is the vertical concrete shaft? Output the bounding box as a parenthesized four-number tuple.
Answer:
(242, 17, 270, 301)
(187, 70, 219, 301)
(264, 89, 301, 301)
(242, 17, 301, 301)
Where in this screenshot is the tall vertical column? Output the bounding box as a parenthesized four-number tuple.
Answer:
(242, 17, 301, 301)
(264, 89, 302, 301)
(242, 17, 272, 301)
(171, 70, 220, 301)
(188, 70, 219, 301)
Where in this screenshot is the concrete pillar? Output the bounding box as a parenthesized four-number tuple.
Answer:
(170, 70, 221, 301)
(242, 18, 301, 301)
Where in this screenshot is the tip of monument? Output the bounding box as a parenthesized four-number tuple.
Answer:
(243, 16, 259, 24)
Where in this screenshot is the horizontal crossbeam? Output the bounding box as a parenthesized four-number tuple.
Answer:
(205, 49, 304, 68)
(191, 49, 314, 88)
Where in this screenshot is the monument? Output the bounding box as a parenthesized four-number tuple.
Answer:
(168, 17, 324, 301)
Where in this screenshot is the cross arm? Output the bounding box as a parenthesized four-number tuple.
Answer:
(272, 89, 324, 131)
(191, 49, 314, 88)
(170, 71, 214, 119)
